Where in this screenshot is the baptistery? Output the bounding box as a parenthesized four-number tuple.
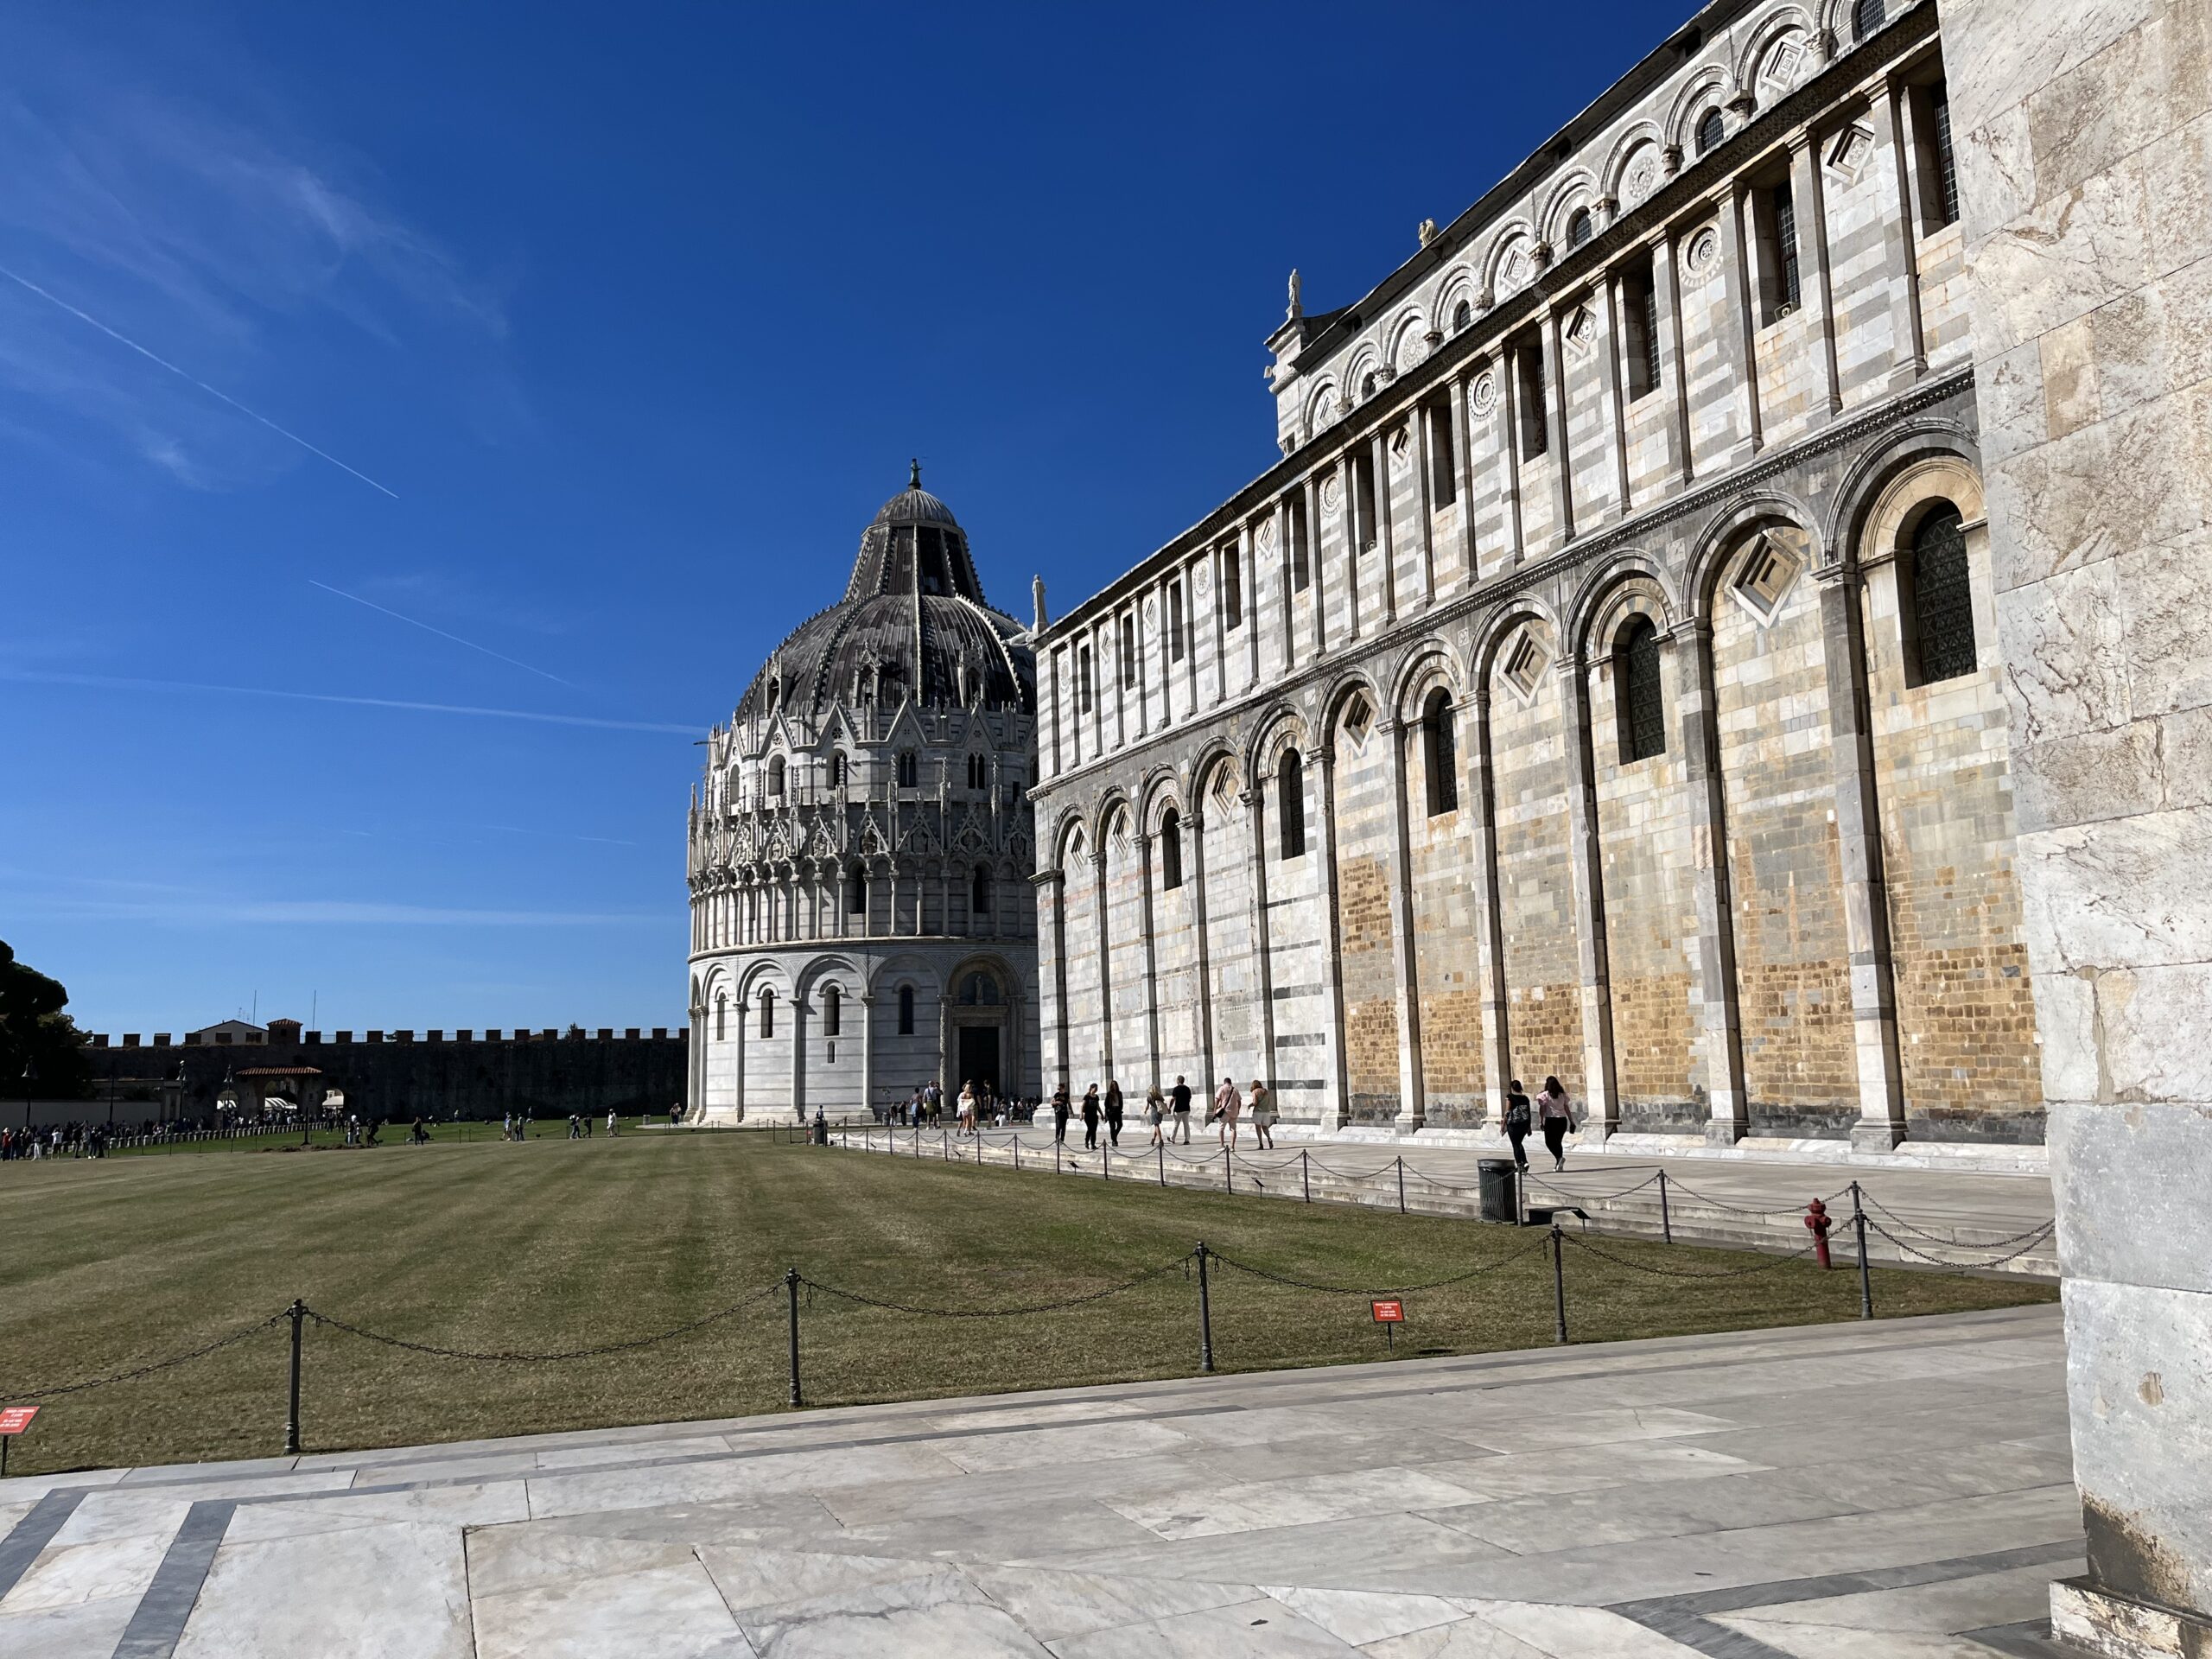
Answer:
(685, 467, 1039, 1119)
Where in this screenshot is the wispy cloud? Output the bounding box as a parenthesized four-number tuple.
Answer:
(2, 669, 696, 735)
(308, 579, 569, 683)
(0, 54, 515, 493)
(0, 263, 399, 497)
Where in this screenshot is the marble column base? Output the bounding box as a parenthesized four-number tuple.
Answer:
(1851, 1120, 1905, 1154)
(2050, 1576, 2212, 1659)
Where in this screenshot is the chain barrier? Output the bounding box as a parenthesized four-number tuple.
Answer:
(1521, 1172, 1664, 1203)
(1649, 1179, 1856, 1217)
(1858, 1193, 2056, 1249)
(1560, 1230, 1823, 1279)
(797, 1255, 1193, 1319)
(9, 1310, 289, 1401)
(305, 1282, 785, 1363)
(1865, 1219, 2056, 1269)
(1209, 1231, 1551, 1295)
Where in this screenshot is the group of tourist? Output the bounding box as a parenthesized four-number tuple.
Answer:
(1047, 1074, 1279, 1152)
(1, 1123, 111, 1160)
(1501, 1077, 1577, 1173)
(883, 1081, 1039, 1131)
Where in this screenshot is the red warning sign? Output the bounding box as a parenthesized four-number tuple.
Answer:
(0, 1407, 39, 1435)
(1370, 1300, 1405, 1324)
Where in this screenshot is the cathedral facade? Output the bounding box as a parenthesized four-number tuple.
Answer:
(1030, 0, 2044, 1156)
(685, 473, 1039, 1120)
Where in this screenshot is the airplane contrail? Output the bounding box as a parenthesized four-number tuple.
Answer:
(4, 669, 695, 734)
(0, 264, 400, 499)
(308, 579, 573, 686)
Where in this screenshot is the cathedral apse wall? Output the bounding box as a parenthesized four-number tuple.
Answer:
(1031, 0, 2048, 1155)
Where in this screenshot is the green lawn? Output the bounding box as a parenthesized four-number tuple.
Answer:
(0, 1132, 2054, 1477)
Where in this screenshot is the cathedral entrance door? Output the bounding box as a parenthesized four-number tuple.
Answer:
(957, 1026, 1001, 1096)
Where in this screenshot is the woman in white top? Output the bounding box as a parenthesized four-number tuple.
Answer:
(1536, 1075, 1575, 1171)
(957, 1081, 978, 1136)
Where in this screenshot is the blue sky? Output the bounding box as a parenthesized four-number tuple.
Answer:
(1, 1, 1675, 1034)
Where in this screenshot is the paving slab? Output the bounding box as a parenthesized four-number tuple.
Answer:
(0, 1305, 2081, 1656)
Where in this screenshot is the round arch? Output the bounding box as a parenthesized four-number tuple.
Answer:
(1685, 489, 1827, 616)
(1567, 550, 1683, 662)
(1825, 423, 1984, 567)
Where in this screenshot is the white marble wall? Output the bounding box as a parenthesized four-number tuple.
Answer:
(1945, 0, 2212, 1647)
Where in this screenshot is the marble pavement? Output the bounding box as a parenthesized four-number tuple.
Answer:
(0, 1304, 2084, 1656)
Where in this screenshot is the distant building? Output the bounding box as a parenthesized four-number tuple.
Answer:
(685, 469, 1040, 1120)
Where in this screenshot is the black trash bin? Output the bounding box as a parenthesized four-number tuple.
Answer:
(810, 1119, 829, 1146)
(1477, 1158, 1518, 1223)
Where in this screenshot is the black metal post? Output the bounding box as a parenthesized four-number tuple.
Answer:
(1550, 1225, 1568, 1344)
(284, 1299, 306, 1455)
(1195, 1242, 1215, 1374)
(1852, 1180, 1873, 1319)
(1224, 1149, 1232, 1194)
(1396, 1156, 1406, 1214)
(785, 1268, 804, 1407)
(1157, 1141, 1166, 1186)
(1103, 1141, 1109, 1180)
(1013, 1136, 1020, 1173)
(1301, 1147, 1311, 1203)
(1658, 1168, 1672, 1243)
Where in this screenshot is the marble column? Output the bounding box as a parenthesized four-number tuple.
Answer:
(1309, 747, 1351, 1128)
(1465, 688, 1514, 1128)
(1557, 658, 1619, 1138)
(1654, 230, 1694, 486)
(1371, 429, 1397, 626)
(1381, 716, 1426, 1129)
(1815, 569, 1907, 1153)
(1669, 620, 1749, 1141)
(1245, 783, 1277, 1095)
(1137, 830, 1162, 1089)
(1091, 849, 1113, 1086)
(1541, 308, 1576, 545)
(1876, 73, 1928, 385)
(1452, 370, 1478, 586)
(1718, 187, 1764, 457)
(1186, 810, 1217, 1095)
(1791, 127, 1843, 420)
(1035, 868, 1068, 1090)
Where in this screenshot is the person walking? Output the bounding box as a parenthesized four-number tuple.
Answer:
(607, 1108, 619, 1136)
(1170, 1076, 1192, 1143)
(1503, 1079, 1533, 1173)
(1211, 1075, 1241, 1149)
(1537, 1075, 1575, 1171)
(1079, 1084, 1102, 1150)
(1144, 1085, 1166, 1147)
(1103, 1079, 1124, 1147)
(1248, 1078, 1275, 1148)
(1052, 1084, 1071, 1145)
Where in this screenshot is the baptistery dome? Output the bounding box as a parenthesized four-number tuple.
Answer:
(685, 467, 1041, 1122)
(737, 465, 1033, 724)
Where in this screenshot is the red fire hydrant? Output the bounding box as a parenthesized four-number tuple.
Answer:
(1804, 1198, 1834, 1269)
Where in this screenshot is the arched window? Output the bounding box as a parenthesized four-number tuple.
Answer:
(966, 753, 985, 789)
(897, 985, 915, 1035)
(1422, 689, 1459, 815)
(766, 755, 785, 798)
(823, 983, 841, 1038)
(1853, 0, 1884, 41)
(1905, 504, 1977, 685)
(847, 864, 867, 914)
(1566, 208, 1593, 251)
(897, 751, 918, 788)
(1278, 751, 1306, 859)
(1696, 107, 1726, 155)
(759, 987, 776, 1039)
(1361, 372, 1378, 400)
(1160, 807, 1183, 890)
(1452, 299, 1472, 333)
(830, 752, 848, 787)
(1614, 616, 1667, 763)
(970, 863, 992, 916)
(715, 992, 727, 1041)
